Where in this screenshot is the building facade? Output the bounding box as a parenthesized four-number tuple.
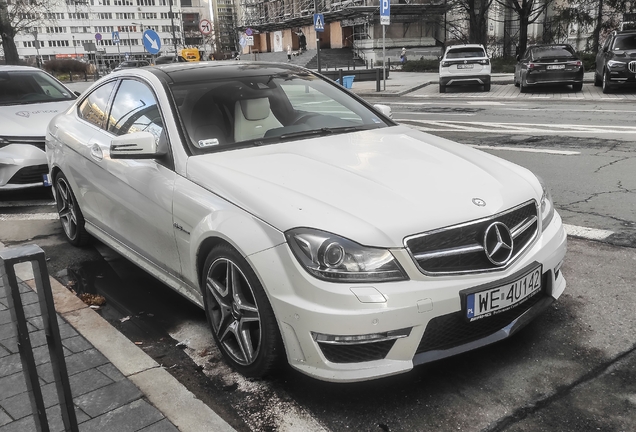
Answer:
(10, 0, 214, 64)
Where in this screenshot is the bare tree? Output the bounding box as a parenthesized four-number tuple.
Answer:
(0, 0, 59, 64)
(446, 0, 496, 46)
(496, 0, 555, 55)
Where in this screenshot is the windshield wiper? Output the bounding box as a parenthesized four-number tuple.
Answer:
(279, 124, 380, 141)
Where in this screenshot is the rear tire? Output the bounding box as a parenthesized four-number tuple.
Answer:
(483, 81, 491, 92)
(201, 243, 284, 378)
(519, 77, 528, 93)
(572, 82, 583, 92)
(54, 172, 90, 246)
(514, 74, 520, 87)
(439, 83, 446, 93)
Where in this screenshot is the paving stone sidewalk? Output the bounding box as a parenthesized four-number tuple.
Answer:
(0, 278, 179, 432)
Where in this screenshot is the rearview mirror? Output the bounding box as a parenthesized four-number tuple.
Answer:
(110, 131, 165, 159)
(374, 104, 392, 119)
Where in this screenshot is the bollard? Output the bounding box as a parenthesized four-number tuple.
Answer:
(1, 245, 80, 432)
(388, 58, 391, 71)
(69, 72, 73, 82)
(376, 68, 381, 92)
(339, 69, 343, 87)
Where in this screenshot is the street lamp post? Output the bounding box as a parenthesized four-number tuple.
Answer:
(72, 35, 78, 57)
(169, 0, 178, 55)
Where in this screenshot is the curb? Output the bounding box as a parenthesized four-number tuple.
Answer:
(9, 257, 235, 432)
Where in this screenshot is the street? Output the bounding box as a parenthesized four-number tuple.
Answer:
(1, 87, 635, 432)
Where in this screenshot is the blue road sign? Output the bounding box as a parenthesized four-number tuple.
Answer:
(142, 29, 161, 54)
(313, 14, 325, 33)
(380, 0, 390, 25)
(245, 28, 253, 36)
(112, 31, 120, 44)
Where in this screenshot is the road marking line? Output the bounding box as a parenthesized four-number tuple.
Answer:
(0, 200, 55, 207)
(470, 145, 580, 155)
(466, 101, 505, 105)
(0, 213, 59, 221)
(393, 112, 476, 116)
(563, 224, 614, 240)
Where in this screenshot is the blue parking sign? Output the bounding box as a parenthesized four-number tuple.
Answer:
(380, 0, 390, 25)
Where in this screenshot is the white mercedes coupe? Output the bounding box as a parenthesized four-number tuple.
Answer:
(46, 62, 567, 382)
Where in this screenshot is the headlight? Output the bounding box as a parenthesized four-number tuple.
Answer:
(536, 176, 555, 232)
(607, 60, 626, 68)
(286, 228, 408, 283)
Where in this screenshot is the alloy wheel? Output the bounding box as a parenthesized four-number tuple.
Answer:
(205, 257, 262, 366)
(56, 176, 79, 241)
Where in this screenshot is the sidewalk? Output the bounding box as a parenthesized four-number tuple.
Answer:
(0, 244, 235, 432)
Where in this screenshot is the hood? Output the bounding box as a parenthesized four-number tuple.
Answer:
(0, 101, 74, 137)
(186, 125, 542, 247)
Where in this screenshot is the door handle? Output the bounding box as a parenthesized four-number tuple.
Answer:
(90, 143, 103, 161)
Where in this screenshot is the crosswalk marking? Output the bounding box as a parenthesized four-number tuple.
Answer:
(470, 145, 580, 155)
(0, 213, 59, 221)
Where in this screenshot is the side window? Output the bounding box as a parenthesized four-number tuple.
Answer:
(78, 81, 116, 128)
(108, 79, 163, 141)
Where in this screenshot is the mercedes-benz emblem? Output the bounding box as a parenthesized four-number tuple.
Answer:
(483, 222, 513, 265)
(472, 198, 486, 207)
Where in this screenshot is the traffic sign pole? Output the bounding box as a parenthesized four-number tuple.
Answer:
(380, 0, 391, 91)
(314, 0, 321, 73)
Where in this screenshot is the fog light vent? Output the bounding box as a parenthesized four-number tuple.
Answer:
(318, 339, 397, 363)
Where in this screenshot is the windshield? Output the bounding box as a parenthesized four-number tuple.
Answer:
(613, 34, 636, 50)
(531, 46, 575, 60)
(446, 48, 486, 59)
(171, 70, 390, 154)
(0, 70, 76, 105)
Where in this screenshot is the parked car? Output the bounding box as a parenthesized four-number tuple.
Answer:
(595, 29, 636, 93)
(47, 62, 567, 382)
(0, 65, 77, 191)
(514, 44, 584, 93)
(112, 60, 150, 72)
(439, 44, 491, 93)
(154, 55, 188, 65)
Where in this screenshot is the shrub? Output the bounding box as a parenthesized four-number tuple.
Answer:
(401, 59, 440, 72)
(578, 53, 596, 72)
(43, 59, 90, 74)
(490, 57, 516, 73)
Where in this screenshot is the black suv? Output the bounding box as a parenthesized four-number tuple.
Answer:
(595, 30, 636, 93)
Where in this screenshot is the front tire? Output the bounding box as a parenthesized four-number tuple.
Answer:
(55, 172, 90, 246)
(202, 244, 284, 378)
(602, 69, 612, 94)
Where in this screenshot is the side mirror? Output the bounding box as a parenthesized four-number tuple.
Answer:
(110, 131, 165, 159)
(374, 104, 392, 119)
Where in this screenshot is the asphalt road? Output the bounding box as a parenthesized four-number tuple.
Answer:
(1, 94, 635, 432)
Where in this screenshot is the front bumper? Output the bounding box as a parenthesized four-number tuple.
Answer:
(0, 143, 49, 190)
(249, 212, 567, 382)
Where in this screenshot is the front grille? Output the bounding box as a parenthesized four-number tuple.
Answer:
(416, 279, 547, 355)
(318, 340, 397, 363)
(629, 61, 636, 74)
(406, 201, 538, 275)
(0, 136, 46, 151)
(9, 164, 48, 185)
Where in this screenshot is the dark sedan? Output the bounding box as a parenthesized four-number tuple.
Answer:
(514, 44, 584, 92)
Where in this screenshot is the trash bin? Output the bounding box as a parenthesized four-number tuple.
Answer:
(336, 75, 355, 89)
(342, 75, 355, 89)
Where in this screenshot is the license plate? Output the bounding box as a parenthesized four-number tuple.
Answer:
(547, 64, 565, 70)
(457, 64, 474, 69)
(465, 265, 542, 321)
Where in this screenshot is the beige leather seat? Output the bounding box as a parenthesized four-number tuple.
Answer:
(234, 98, 282, 142)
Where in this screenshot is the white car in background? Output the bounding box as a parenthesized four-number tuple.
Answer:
(47, 62, 566, 382)
(439, 44, 492, 93)
(0, 65, 77, 190)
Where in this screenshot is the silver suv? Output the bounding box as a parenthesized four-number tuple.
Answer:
(439, 44, 491, 93)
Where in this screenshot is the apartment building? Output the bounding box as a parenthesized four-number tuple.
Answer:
(11, 0, 216, 63)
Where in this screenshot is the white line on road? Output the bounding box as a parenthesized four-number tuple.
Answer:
(393, 112, 476, 116)
(0, 213, 59, 221)
(470, 145, 580, 155)
(563, 224, 614, 241)
(0, 200, 55, 208)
